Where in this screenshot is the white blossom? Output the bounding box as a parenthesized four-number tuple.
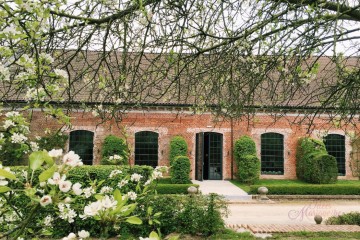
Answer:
(117, 179, 128, 188)
(40, 53, 54, 64)
(83, 187, 95, 198)
(5, 111, 20, 118)
(30, 141, 39, 151)
(62, 232, 77, 240)
(40, 195, 52, 207)
(0, 64, 10, 81)
(127, 191, 137, 201)
(130, 173, 143, 182)
(109, 169, 122, 178)
(63, 151, 83, 167)
(48, 149, 63, 158)
(44, 215, 53, 227)
(10, 133, 28, 144)
(72, 182, 83, 195)
(59, 180, 72, 193)
(54, 69, 69, 80)
(100, 186, 113, 194)
(58, 203, 77, 223)
(78, 230, 90, 239)
(3, 120, 15, 129)
(48, 172, 65, 185)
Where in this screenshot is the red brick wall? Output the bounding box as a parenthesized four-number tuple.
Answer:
(26, 109, 359, 180)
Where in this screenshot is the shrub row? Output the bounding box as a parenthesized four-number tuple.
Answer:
(155, 184, 199, 194)
(249, 184, 360, 195)
(169, 136, 188, 166)
(296, 137, 338, 184)
(326, 212, 360, 225)
(234, 136, 260, 184)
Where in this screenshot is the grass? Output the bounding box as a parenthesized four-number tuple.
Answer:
(230, 179, 360, 194)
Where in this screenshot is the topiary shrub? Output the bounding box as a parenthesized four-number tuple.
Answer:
(296, 137, 338, 184)
(100, 135, 129, 165)
(234, 135, 257, 157)
(171, 155, 191, 184)
(237, 154, 260, 184)
(234, 136, 260, 184)
(169, 136, 188, 166)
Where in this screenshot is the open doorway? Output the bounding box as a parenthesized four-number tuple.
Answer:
(195, 132, 223, 180)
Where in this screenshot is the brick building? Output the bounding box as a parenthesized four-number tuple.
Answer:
(4, 54, 360, 180)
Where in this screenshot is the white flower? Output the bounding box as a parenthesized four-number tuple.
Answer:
(83, 187, 95, 198)
(78, 230, 90, 239)
(40, 195, 52, 207)
(0, 179, 8, 186)
(127, 191, 137, 201)
(59, 180, 72, 193)
(48, 172, 65, 185)
(72, 182, 82, 195)
(62, 232, 76, 240)
(131, 173, 143, 182)
(100, 186, 113, 194)
(48, 149, 63, 158)
(3, 120, 15, 129)
(63, 151, 82, 167)
(109, 170, 122, 178)
(39, 182, 46, 187)
(10, 133, 27, 144)
(144, 179, 152, 186)
(44, 215, 53, 227)
(83, 201, 102, 217)
(54, 69, 68, 80)
(30, 141, 39, 151)
(117, 179, 128, 188)
(5, 111, 20, 118)
(152, 170, 163, 179)
(58, 203, 77, 223)
(100, 195, 117, 209)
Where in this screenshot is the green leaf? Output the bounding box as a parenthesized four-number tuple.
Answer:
(29, 151, 51, 170)
(0, 186, 11, 193)
(126, 216, 142, 225)
(39, 165, 56, 182)
(153, 212, 162, 217)
(0, 168, 16, 180)
(113, 189, 122, 202)
(149, 231, 160, 240)
(147, 206, 153, 215)
(120, 203, 137, 217)
(168, 235, 180, 240)
(94, 194, 104, 200)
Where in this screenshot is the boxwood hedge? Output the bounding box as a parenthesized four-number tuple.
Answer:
(249, 184, 360, 195)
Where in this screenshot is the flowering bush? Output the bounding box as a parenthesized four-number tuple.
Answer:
(0, 111, 39, 165)
(0, 149, 168, 239)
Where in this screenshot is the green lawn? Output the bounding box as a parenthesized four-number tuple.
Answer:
(230, 179, 360, 194)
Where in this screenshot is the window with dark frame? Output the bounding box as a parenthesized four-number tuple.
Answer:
(135, 131, 159, 167)
(69, 130, 94, 165)
(324, 134, 346, 176)
(261, 132, 284, 175)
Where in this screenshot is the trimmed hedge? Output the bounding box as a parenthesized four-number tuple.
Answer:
(169, 136, 188, 166)
(296, 137, 338, 184)
(234, 136, 260, 184)
(101, 135, 129, 165)
(155, 184, 199, 194)
(249, 184, 360, 195)
(326, 212, 360, 225)
(171, 155, 191, 184)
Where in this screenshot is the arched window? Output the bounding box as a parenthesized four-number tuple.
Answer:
(135, 131, 158, 167)
(69, 130, 94, 165)
(324, 134, 346, 176)
(261, 133, 284, 175)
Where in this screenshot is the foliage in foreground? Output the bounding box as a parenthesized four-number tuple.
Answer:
(0, 150, 169, 239)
